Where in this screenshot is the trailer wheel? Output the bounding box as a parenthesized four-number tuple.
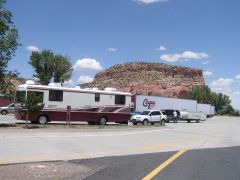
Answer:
(160, 119, 165, 126)
(38, 115, 48, 124)
(142, 119, 148, 125)
(1, 110, 7, 115)
(99, 117, 107, 125)
(187, 120, 191, 123)
(196, 119, 200, 123)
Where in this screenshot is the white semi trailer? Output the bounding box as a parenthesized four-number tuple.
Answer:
(210, 106, 215, 117)
(197, 103, 212, 118)
(135, 95, 197, 112)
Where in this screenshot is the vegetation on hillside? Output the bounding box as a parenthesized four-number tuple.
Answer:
(189, 85, 240, 116)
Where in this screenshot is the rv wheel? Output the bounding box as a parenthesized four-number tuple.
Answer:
(38, 115, 48, 124)
(99, 117, 107, 125)
(1, 110, 7, 115)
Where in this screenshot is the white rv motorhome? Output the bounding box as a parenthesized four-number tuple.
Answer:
(15, 81, 132, 125)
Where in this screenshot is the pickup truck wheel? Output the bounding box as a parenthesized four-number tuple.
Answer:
(1, 110, 7, 115)
(99, 117, 107, 125)
(160, 119, 165, 126)
(142, 119, 148, 125)
(38, 115, 48, 124)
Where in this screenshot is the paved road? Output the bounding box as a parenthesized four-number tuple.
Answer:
(83, 146, 240, 180)
(0, 115, 240, 179)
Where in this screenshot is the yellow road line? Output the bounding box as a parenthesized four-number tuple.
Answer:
(142, 149, 188, 180)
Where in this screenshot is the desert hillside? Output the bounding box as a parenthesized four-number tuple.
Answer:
(80, 62, 205, 99)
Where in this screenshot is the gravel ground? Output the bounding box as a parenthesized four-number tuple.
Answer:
(0, 161, 102, 180)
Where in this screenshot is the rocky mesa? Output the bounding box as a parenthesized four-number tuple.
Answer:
(80, 62, 205, 99)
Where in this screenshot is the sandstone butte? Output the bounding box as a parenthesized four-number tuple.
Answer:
(80, 62, 205, 99)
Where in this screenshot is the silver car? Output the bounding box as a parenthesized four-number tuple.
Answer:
(0, 103, 15, 115)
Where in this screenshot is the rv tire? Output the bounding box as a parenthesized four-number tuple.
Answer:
(1, 110, 7, 115)
(38, 115, 48, 124)
(99, 117, 107, 125)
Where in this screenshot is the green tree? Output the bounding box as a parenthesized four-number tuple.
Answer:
(0, 0, 20, 97)
(23, 91, 44, 128)
(29, 50, 72, 85)
(189, 85, 212, 104)
(29, 50, 54, 85)
(189, 85, 238, 115)
(53, 55, 72, 84)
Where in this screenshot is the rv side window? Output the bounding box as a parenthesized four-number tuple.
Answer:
(95, 93, 100, 102)
(49, 90, 63, 102)
(15, 91, 26, 103)
(115, 95, 125, 105)
(27, 91, 44, 103)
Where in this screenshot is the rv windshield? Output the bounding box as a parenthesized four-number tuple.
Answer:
(15, 91, 26, 103)
(140, 111, 150, 115)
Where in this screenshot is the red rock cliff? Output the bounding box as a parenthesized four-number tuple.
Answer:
(80, 62, 205, 99)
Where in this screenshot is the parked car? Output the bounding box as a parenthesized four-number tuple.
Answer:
(161, 109, 181, 123)
(0, 103, 15, 115)
(130, 110, 167, 126)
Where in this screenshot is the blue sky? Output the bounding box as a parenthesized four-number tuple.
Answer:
(5, 0, 240, 109)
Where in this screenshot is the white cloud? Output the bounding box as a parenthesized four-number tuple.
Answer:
(63, 79, 74, 87)
(160, 54, 181, 62)
(235, 74, 240, 80)
(231, 91, 240, 110)
(106, 48, 118, 52)
(73, 58, 103, 72)
(157, 46, 167, 51)
(209, 78, 240, 109)
(202, 60, 210, 65)
(203, 71, 213, 77)
(77, 75, 94, 84)
(160, 51, 209, 62)
(182, 51, 209, 59)
(26, 45, 40, 52)
(209, 78, 234, 94)
(133, 0, 169, 4)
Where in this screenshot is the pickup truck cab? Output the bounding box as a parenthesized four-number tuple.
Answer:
(131, 110, 167, 126)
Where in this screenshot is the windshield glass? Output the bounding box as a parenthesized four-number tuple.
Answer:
(15, 91, 26, 103)
(140, 111, 150, 115)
